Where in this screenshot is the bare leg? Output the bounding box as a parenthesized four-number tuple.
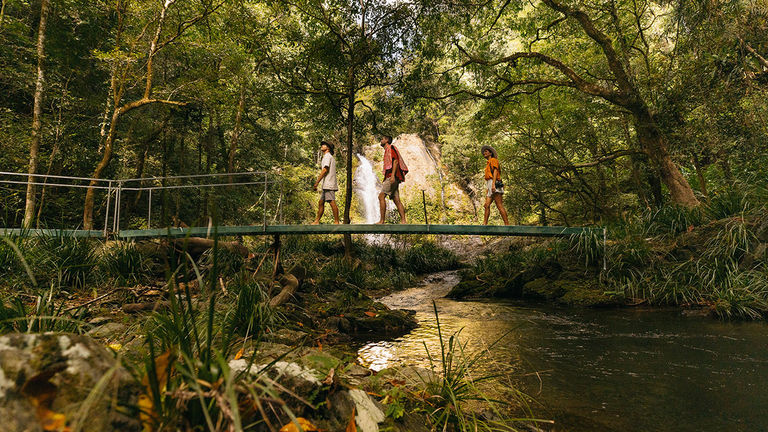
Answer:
(483, 196, 492, 225)
(393, 195, 407, 224)
(376, 193, 387, 224)
(311, 198, 325, 224)
(330, 200, 340, 224)
(494, 194, 510, 225)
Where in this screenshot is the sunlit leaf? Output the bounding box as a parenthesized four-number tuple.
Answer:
(345, 407, 356, 432)
(279, 417, 319, 432)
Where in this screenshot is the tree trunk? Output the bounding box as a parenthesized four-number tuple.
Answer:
(0, 0, 7, 31)
(632, 109, 699, 208)
(227, 85, 245, 183)
(23, 0, 50, 228)
(83, 109, 120, 229)
(342, 69, 355, 258)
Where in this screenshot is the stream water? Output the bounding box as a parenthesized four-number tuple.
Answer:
(357, 271, 768, 431)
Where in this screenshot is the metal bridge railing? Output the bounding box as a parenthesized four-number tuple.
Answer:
(0, 171, 281, 235)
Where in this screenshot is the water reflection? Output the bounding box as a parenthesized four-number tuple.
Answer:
(358, 271, 768, 432)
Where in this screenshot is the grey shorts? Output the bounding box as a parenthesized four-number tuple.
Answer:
(381, 178, 400, 200)
(321, 190, 336, 202)
(486, 179, 503, 197)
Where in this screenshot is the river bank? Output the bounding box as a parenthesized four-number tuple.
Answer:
(362, 270, 768, 432)
(447, 211, 768, 320)
(1, 235, 541, 431)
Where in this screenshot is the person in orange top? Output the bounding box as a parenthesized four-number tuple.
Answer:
(481, 145, 510, 225)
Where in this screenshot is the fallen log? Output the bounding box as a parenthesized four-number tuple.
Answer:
(269, 265, 307, 308)
(132, 238, 249, 259)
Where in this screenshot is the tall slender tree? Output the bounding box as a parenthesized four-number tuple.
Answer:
(82, 0, 219, 229)
(23, 0, 50, 227)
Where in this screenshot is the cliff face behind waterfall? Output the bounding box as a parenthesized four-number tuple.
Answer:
(361, 134, 475, 221)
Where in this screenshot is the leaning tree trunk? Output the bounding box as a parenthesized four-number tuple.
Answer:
(23, 0, 49, 228)
(632, 109, 700, 208)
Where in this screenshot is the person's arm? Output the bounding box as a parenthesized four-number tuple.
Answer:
(313, 167, 329, 191)
(390, 158, 399, 180)
(491, 160, 499, 192)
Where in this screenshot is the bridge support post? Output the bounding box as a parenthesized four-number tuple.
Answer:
(271, 234, 283, 280)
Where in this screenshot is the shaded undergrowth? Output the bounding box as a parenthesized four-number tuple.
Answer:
(466, 181, 768, 319)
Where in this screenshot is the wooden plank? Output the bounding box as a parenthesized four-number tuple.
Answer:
(117, 224, 599, 238)
(0, 228, 105, 238)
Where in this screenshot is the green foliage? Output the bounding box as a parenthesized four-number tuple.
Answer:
(569, 229, 604, 267)
(31, 235, 96, 290)
(0, 287, 87, 334)
(705, 189, 750, 220)
(710, 270, 768, 320)
(137, 247, 297, 431)
(639, 206, 705, 236)
(400, 241, 461, 273)
(226, 277, 280, 339)
(199, 246, 245, 276)
(0, 234, 28, 279)
(98, 242, 153, 285)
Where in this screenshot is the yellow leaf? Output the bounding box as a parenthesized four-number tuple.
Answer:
(140, 349, 174, 432)
(39, 407, 71, 432)
(22, 372, 71, 432)
(364, 311, 377, 317)
(107, 343, 122, 351)
(346, 407, 357, 432)
(138, 394, 154, 432)
(279, 417, 319, 432)
(234, 347, 244, 360)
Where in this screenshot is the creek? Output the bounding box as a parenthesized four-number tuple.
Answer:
(357, 271, 768, 431)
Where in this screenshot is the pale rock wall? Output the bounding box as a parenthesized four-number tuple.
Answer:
(362, 134, 474, 220)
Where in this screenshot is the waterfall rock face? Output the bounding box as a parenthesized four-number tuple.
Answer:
(361, 134, 473, 220)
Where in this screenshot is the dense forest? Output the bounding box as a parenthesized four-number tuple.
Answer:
(2, 0, 766, 229)
(1, 1, 768, 431)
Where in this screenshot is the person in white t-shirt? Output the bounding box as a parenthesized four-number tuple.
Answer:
(311, 140, 340, 224)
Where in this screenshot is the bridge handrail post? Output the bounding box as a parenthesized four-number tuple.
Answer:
(115, 181, 123, 233)
(104, 180, 112, 237)
(148, 189, 152, 229)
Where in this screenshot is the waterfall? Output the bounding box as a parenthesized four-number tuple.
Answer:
(353, 154, 381, 223)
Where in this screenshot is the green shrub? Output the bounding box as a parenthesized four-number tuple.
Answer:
(226, 278, 280, 339)
(99, 242, 153, 284)
(32, 235, 96, 290)
(569, 229, 604, 267)
(709, 270, 768, 320)
(0, 235, 27, 279)
(706, 189, 748, 220)
(400, 242, 460, 273)
(639, 205, 704, 236)
(0, 286, 88, 334)
(199, 246, 245, 276)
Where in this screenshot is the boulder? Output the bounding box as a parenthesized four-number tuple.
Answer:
(0, 333, 141, 432)
(86, 322, 127, 339)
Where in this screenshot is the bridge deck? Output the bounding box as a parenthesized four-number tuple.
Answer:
(1, 224, 599, 239)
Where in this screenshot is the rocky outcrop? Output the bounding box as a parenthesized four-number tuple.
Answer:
(0, 333, 141, 432)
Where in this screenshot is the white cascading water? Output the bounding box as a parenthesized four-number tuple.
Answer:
(353, 154, 382, 223)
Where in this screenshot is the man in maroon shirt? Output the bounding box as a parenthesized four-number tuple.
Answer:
(377, 135, 407, 224)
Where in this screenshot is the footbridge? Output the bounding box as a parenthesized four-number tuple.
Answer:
(0, 170, 604, 240)
(0, 224, 599, 239)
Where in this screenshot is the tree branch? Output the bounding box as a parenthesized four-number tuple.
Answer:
(458, 43, 623, 102)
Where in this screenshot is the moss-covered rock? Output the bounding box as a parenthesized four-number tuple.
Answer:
(523, 277, 566, 300)
(445, 279, 486, 299)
